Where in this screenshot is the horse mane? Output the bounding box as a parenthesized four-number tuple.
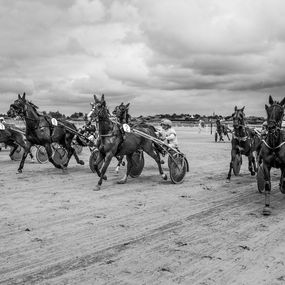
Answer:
(28, 100, 39, 109)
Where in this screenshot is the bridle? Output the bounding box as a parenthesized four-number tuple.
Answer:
(267, 103, 284, 132)
(263, 102, 285, 150)
(113, 104, 128, 124)
(90, 102, 120, 138)
(232, 109, 248, 142)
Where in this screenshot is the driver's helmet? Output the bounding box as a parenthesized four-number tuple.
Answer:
(262, 121, 268, 127)
(160, 119, 172, 127)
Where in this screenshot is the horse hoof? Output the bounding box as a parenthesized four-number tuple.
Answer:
(226, 178, 230, 183)
(17, 169, 22, 174)
(117, 180, 126, 184)
(263, 206, 271, 216)
(103, 175, 107, 181)
(162, 173, 167, 180)
(251, 172, 255, 176)
(62, 166, 68, 173)
(93, 185, 101, 191)
(79, 160, 85, 165)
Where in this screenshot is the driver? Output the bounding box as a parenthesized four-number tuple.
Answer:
(78, 120, 97, 146)
(157, 119, 178, 148)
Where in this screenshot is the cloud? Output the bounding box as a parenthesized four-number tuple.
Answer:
(1, 0, 285, 117)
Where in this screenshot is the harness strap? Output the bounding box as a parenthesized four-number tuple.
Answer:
(262, 139, 285, 150)
(233, 134, 248, 141)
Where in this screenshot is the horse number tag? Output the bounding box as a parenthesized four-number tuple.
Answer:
(0, 123, 5, 130)
(51, 118, 58, 126)
(123, 124, 131, 133)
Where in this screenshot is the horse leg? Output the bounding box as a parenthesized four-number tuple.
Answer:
(45, 143, 64, 170)
(63, 138, 84, 167)
(248, 153, 256, 176)
(115, 155, 124, 173)
(93, 151, 107, 180)
(117, 154, 132, 184)
(9, 143, 18, 158)
(143, 144, 167, 180)
(70, 146, 84, 166)
(17, 144, 32, 173)
(93, 152, 114, 191)
(226, 149, 235, 181)
(263, 163, 271, 215)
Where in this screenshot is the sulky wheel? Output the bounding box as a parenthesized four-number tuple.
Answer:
(257, 163, 265, 193)
(168, 152, 188, 184)
(35, 145, 48, 164)
(52, 145, 68, 166)
(232, 153, 242, 176)
(129, 151, 145, 178)
(280, 172, 285, 194)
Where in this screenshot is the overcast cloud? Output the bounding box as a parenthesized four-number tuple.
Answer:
(0, 0, 285, 116)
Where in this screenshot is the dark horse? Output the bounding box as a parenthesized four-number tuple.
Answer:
(8, 93, 84, 173)
(259, 95, 285, 215)
(0, 124, 32, 159)
(112, 102, 131, 125)
(89, 94, 167, 191)
(215, 119, 231, 142)
(226, 106, 259, 180)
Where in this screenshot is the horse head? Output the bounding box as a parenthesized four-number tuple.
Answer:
(232, 106, 245, 128)
(8, 93, 28, 118)
(112, 102, 130, 123)
(265, 95, 285, 130)
(88, 94, 109, 121)
(9, 92, 39, 119)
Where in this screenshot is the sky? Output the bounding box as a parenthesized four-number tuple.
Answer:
(1, 0, 285, 117)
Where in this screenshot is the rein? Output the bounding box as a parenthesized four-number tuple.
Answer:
(262, 102, 285, 151)
(95, 114, 121, 138)
(233, 125, 249, 142)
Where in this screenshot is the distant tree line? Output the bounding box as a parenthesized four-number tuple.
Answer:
(1, 110, 264, 124)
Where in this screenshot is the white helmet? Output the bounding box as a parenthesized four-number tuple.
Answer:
(262, 121, 268, 126)
(161, 118, 172, 127)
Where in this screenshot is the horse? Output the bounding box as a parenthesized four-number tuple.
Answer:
(89, 94, 167, 191)
(8, 93, 84, 173)
(226, 106, 259, 181)
(0, 124, 33, 159)
(259, 95, 285, 215)
(112, 102, 131, 125)
(215, 119, 231, 142)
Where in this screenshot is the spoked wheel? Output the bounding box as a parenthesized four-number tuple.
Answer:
(10, 146, 24, 161)
(129, 151, 145, 178)
(52, 144, 68, 166)
(257, 163, 265, 193)
(89, 149, 104, 173)
(35, 145, 48, 164)
(168, 152, 188, 184)
(280, 172, 285, 194)
(232, 154, 242, 176)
